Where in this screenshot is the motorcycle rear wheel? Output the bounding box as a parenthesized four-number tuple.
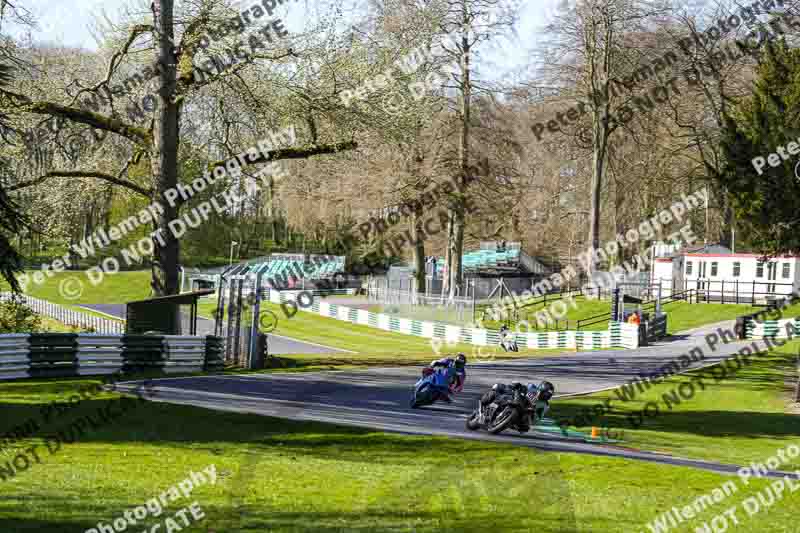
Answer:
(488, 406, 518, 435)
(465, 410, 481, 430)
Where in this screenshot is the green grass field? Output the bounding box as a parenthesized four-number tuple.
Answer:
(5, 269, 793, 337)
(2, 277, 800, 531)
(1, 376, 798, 532)
(481, 295, 766, 335)
(0, 270, 153, 305)
(554, 339, 800, 467)
(0, 270, 149, 325)
(198, 300, 573, 366)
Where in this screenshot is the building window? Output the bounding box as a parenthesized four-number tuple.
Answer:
(733, 262, 741, 277)
(783, 262, 791, 279)
(686, 261, 693, 275)
(711, 262, 718, 276)
(756, 262, 764, 277)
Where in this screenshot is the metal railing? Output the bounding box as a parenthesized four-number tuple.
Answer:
(0, 293, 124, 334)
(663, 279, 795, 305)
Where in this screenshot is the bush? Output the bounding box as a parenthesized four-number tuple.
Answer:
(0, 296, 42, 333)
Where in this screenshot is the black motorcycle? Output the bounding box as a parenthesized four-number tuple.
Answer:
(465, 382, 553, 435)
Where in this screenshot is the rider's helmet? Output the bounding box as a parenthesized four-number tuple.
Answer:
(454, 353, 466, 370)
(538, 381, 555, 402)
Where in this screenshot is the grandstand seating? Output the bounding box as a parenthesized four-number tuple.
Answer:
(431, 248, 523, 277)
(224, 254, 346, 284)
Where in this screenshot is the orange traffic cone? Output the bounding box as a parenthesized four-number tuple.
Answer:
(591, 427, 600, 439)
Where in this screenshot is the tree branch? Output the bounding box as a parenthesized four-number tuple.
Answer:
(175, 49, 296, 101)
(69, 24, 153, 110)
(0, 89, 151, 144)
(8, 170, 153, 197)
(208, 140, 358, 170)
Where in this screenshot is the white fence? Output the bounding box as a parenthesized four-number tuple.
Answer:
(271, 289, 641, 350)
(0, 293, 124, 334)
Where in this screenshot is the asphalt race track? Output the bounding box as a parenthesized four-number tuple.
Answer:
(115, 321, 794, 477)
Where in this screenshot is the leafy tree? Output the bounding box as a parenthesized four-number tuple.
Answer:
(0, 295, 41, 332)
(719, 40, 800, 254)
(1, 0, 357, 300)
(0, 62, 26, 292)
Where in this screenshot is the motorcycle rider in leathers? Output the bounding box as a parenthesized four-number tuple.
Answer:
(479, 381, 555, 430)
(426, 353, 467, 403)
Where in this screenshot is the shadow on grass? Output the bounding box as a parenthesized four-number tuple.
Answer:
(549, 350, 800, 439)
(0, 392, 580, 533)
(0, 518, 99, 532)
(197, 509, 579, 533)
(551, 399, 800, 438)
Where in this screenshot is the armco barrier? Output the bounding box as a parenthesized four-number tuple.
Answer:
(0, 335, 30, 380)
(76, 335, 124, 376)
(0, 334, 222, 380)
(163, 336, 206, 374)
(122, 335, 166, 373)
(28, 333, 78, 378)
(268, 289, 640, 350)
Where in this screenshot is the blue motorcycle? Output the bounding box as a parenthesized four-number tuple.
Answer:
(409, 365, 463, 408)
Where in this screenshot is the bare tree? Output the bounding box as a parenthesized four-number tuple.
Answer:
(540, 0, 668, 274)
(434, 0, 515, 298)
(1, 0, 357, 297)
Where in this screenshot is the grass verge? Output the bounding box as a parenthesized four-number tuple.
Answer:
(481, 296, 763, 335)
(199, 300, 594, 367)
(552, 338, 800, 467)
(0, 270, 152, 304)
(0, 377, 798, 532)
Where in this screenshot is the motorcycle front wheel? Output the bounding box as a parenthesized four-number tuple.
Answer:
(465, 410, 481, 430)
(488, 406, 518, 435)
(410, 385, 432, 408)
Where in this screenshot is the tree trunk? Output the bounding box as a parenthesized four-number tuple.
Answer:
(411, 209, 426, 295)
(795, 353, 800, 403)
(265, 175, 277, 243)
(448, 212, 464, 298)
(448, 0, 471, 300)
(795, 374, 800, 403)
(442, 211, 453, 296)
(150, 0, 181, 297)
(587, 118, 608, 276)
(718, 188, 733, 249)
(614, 175, 624, 266)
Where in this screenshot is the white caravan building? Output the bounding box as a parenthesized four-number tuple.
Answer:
(652, 245, 800, 303)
